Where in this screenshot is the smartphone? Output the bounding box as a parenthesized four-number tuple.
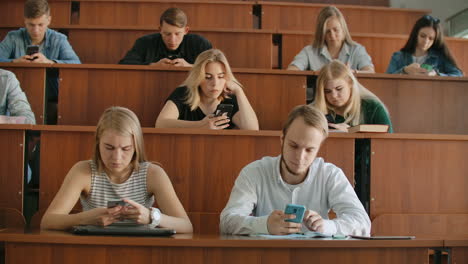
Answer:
(284, 204, 306, 223)
(167, 54, 179, 60)
(421, 64, 433, 71)
(214, 104, 234, 119)
(107, 199, 128, 208)
(325, 114, 335, 129)
(26, 45, 39, 56)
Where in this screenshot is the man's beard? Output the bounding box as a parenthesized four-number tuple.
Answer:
(280, 142, 301, 176)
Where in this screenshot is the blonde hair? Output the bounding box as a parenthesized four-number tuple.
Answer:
(313, 6, 354, 49)
(93, 106, 146, 173)
(313, 60, 388, 126)
(181, 49, 240, 111)
(283, 105, 329, 139)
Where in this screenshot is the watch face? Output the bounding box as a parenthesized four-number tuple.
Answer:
(151, 208, 161, 225)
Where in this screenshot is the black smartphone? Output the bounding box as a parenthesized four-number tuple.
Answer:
(26, 45, 39, 56)
(167, 54, 179, 60)
(214, 104, 234, 119)
(325, 114, 335, 129)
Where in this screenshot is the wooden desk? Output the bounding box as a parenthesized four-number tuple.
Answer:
(445, 239, 468, 264)
(260, 2, 428, 34)
(1, 64, 46, 124)
(0, 229, 442, 263)
(281, 32, 468, 73)
(35, 126, 355, 234)
(0, 125, 31, 213)
(367, 134, 468, 220)
(54, 64, 306, 130)
(65, 26, 274, 68)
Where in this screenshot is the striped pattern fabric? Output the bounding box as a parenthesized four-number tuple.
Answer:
(80, 160, 154, 211)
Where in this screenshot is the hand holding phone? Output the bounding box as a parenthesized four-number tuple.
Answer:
(26, 45, 39, 60)
(107, 199, 128, 208)
(214, 104, 234, 119)
(420, 64, 433, 71)
(284, 204, 306, 223)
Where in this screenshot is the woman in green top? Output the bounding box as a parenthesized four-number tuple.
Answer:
(312, 60, 393, 132)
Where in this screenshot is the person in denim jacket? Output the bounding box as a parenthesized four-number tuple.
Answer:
(386, 15, 462, 77)
(0, 0, 80, 64)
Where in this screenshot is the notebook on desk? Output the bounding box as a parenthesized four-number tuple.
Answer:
(70, 225, 176, 237)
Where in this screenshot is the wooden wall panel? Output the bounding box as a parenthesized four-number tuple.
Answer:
(57, 67, 305, 130)
(370, 138, 468, 219)
(67, 28, 273, 68)
(38, 128, 355, 234)
(0, 1, 70, 26)
(261, 2, 427, 34)
(282, 33, 468, 74)
(2, 66, 46, 124)
(0, 128, 25, 213)
(78, 1, 253, 29)
(371, 214, 468, 237)
(359, 76, 468, 134)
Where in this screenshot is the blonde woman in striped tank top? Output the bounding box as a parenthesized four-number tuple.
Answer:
(41, 107, 193, 233)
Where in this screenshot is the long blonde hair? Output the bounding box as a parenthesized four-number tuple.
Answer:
(313, 6, 354, 49)
(313, 60, 388, 126)
(93, 106, 146, 173)
(181, 49, 240, 111)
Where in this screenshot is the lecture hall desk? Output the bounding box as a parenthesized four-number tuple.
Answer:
(0, 228, 444, 264)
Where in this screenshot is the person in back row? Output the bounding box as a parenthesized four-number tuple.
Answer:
(41, 106, 192, 233)
(287, 6, 374, 101)
(386, 15, 463, 76)
(0, 69, 36, 124)
(220, 105, 370, 235)
(312, 60, 393, 132)
(155, 49, 259, 130)
(119, 7, 212, 67)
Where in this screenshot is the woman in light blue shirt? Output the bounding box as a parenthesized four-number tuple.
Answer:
(386, 15, 462, 77)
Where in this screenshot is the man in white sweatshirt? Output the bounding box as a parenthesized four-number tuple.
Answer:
(220, 105, 370, 236)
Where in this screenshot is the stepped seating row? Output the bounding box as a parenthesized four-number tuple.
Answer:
(3, 64, 468, 134)
(1, 26, 466, 73)
(2, 125, 467, 237)
(0, 0, 426, 34)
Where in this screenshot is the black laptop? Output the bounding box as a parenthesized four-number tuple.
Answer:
(70, 225, 176, 237)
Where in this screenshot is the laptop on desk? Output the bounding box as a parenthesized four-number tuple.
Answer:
(70, 225, 176, 237)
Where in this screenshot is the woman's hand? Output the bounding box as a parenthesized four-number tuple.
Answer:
(403, 63, 428, 75)
(224, 80, 243, 96)
(84, 207, 122, 226)
(120, 199, 152, 224)
(200, 114, 230, 130)
(328, 123, 350, 132)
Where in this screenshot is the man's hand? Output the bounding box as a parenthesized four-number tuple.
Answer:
(303, 210, 325, 233)
(267, 210, 302, 235)
(30, 53, 54, 64)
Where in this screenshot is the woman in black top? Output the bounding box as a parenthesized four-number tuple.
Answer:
(156, 49, 259, 130)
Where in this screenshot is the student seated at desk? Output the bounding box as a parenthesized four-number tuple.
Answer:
(312, 60, 393, 132)
(41, 107, 192, 233)
(287, 6, 374, 102)
(155, 49, 259, 130)
(386, 15, 463, 77)
(0, 69, 35, 124)
(119, 7, 212, 67)
(220, 105, 370, 236)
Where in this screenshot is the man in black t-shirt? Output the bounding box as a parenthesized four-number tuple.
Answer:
(119, 8, 212, 66)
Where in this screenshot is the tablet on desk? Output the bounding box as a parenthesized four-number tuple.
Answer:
(350, 235, 415, 240)
(70, 225, 176, 237)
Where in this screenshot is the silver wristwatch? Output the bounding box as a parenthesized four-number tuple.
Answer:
(149, 207, 161, 228)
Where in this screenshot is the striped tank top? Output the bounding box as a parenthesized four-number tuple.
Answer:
(80, 160, 155, 211)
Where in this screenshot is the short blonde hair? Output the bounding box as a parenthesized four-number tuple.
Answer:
(93, 106, 146, 173)
(181, 49, 240, 111)
(24, 0, 50, 18)
(283, 105, 328, 139)
(313, 6, 354, 49)
(313, 60, 387, 126)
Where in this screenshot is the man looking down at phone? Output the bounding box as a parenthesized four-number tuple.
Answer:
(155, 49, 259, 130)
(0, 0, 80, 64)
(220, 105, 370, 235)
(41, 107, 192, 233)
(119, 8, 212, 67)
